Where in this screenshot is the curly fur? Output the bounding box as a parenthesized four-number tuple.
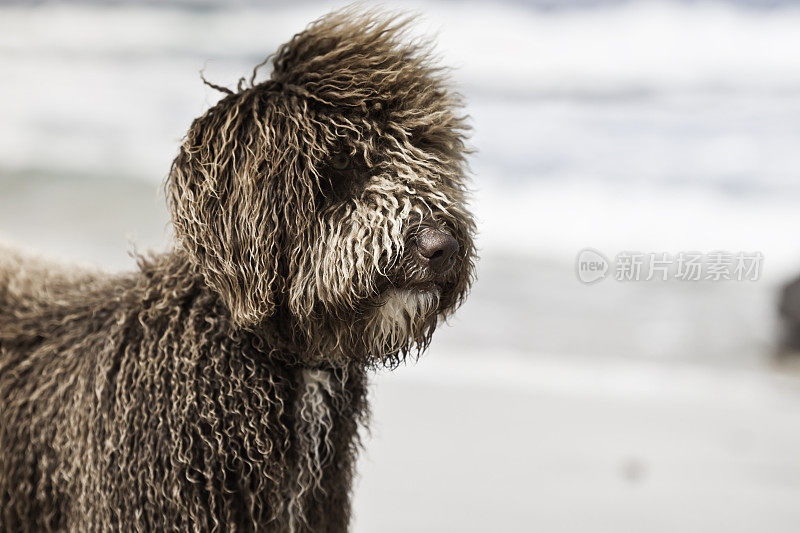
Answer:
(0, 7, 475, 532)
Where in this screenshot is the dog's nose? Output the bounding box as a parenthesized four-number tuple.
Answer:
(416, 228, 459, 273)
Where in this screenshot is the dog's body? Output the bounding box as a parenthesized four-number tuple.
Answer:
(0, 9, 474, 532)
(1, 251, 366, 531)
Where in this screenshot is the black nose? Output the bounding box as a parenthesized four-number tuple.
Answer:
(416, 228, 459, 273)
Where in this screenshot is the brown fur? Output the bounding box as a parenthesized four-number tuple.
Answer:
(0, 8, 475, 532)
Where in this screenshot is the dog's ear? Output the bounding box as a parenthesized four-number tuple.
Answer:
(167, 88, 301, 327)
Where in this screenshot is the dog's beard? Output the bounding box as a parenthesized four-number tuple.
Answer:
(365, 287, 441, 365)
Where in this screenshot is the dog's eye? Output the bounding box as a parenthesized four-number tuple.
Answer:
(331, 153, 351, 171)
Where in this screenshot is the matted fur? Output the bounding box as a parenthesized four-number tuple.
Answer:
(0, 7, 475, 532)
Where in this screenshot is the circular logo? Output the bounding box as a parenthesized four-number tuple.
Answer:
(575, 248, 609, 284)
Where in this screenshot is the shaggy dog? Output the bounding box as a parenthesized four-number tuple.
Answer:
(0, 8, 475, 533)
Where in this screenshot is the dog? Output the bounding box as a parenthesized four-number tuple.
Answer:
(0, 8, 475, 532)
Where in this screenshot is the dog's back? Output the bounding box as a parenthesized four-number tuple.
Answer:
(0, 246, 99, 312)
(0, 246, 106, 361)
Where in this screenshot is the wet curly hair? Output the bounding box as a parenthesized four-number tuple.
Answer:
(0, 7, 475, 532)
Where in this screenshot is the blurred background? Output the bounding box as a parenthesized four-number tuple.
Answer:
(3, 0, 800, 531)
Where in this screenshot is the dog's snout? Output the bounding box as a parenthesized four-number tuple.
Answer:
(416, 229, 459, 273)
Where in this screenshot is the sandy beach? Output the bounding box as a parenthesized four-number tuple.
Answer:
(354, 352, 800, 533)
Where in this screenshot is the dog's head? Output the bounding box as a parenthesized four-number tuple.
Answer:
(168, 9, 476, 366)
